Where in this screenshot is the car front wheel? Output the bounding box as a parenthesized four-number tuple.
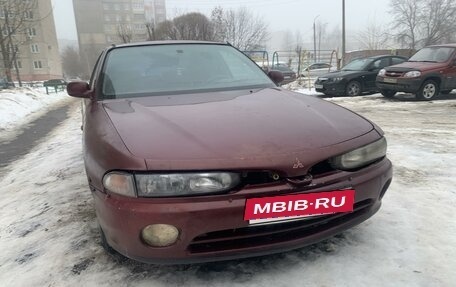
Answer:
(346, 81, 361, 97)
(417, 80, 439, 101)
(380, 89, 396, 98)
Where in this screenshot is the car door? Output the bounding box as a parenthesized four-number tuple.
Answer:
(364, 57, 390, 89)
(446, 56, 456, 90)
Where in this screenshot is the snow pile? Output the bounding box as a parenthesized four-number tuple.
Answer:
(0, 94, 455, 286)
(282, 77, 318, 91)
(0, 87, 68, 132)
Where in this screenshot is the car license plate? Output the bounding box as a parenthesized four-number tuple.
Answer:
(244, 190, 355, 225)
(384, 78, 397, 83)
(284, 76, 290, 79)
(315, 84, 323, 89)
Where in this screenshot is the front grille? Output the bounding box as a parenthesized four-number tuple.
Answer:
(188, 199, 373, 254)
(385, 71, 404, 77)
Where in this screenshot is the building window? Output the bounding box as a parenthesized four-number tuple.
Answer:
(27, 28, 36, 37)
(104, 15, 110, 22)
(103, 3, 110, 10)
(114, 4, 120, 10)
(31, 44, 39, 53)
(134, 14, 144, 21)
(124, 3, 130, 10)
(16, 60, 22, 69)
(25, 11, 33, 19)
(33, 60, 42, 69)
(125, 15, 131, 22)
(132, 3, 144, 9)
(116, 15, 121, 22)
(2, 26, 14, 36)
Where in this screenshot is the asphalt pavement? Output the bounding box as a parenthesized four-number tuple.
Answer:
(0, 101, 74, 177)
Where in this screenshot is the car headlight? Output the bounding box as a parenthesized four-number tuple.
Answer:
(378, 69, 386, 76)
(330, 137, 387, 170)
(135, 172, 240, 197)
(404, 71, 421, 78)
(330, 77, 344, 82)
(103, 172, 136, 197)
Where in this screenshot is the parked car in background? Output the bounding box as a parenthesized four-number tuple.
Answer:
(315, 55, 407, 96)
(0, 78, 15, 89)
(43, 79, 67, 87)
(301, 63, 337, 78)
(67, 41, 392, 264)
(376, 44, 456, 100)
(270, 63, 297, 84)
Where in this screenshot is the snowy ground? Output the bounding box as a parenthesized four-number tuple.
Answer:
(0, 92, 455, 286)
(0, 87, 69, 139)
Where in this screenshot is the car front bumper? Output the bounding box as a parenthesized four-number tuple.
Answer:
(315, 81, 346, 95)
(93, 158, 392, 264)
(376, 76, 422, 93)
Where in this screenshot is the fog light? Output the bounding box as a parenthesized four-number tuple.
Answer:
(141, 224, 179, 247)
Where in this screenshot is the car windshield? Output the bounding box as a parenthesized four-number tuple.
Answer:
(341, 58, 371, 71)
(409, 47, 455, 63)
(101, 44, 274, 99)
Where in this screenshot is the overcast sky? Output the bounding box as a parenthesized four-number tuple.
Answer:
(52, 0, 392, 42)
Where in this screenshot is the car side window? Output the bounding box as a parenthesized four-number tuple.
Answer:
(391, 57, 405, 65)
(373, 58, 390, 69)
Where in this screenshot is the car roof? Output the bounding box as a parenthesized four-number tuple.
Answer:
(425, 43, 456, 48)
(365, 55, 407, 60)
(108, 40, 228, 50)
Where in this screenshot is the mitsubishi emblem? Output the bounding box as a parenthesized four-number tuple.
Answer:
(293, 158, 304, 169)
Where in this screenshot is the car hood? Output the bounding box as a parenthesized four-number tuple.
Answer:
(318, 70, 364, 79)
(102, 88, 374, 171)
(385, 61, 447, 72)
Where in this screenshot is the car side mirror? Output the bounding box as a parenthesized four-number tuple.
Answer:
(268, 70, 284, 85)
(67, 81, 93, 99)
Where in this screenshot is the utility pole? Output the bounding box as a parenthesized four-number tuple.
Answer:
(342, 0, 346, 66)
(313, 15, 319, 64)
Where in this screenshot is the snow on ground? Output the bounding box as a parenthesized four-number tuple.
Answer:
(0, 87, 69, 137)
(0, 93, 455, 286)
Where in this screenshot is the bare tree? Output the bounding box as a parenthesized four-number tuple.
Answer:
(211, 7, 269, 51)
(172, 13, 214, 41)
(154, 20, 177, 40)
(116, 24, 133, 43)
(281, 30, 293, 51)
(0, 0, 39, 84)
(357, 19, 391, 50)
(419, 0, 456, 46)
(390, 0, 420, 49)
(155, 13, 214, 41)
(317, 21, 328, 61)
(145, 22, 155, 41)
(390, 0, 456, 49)
(61, 46, 84, 79)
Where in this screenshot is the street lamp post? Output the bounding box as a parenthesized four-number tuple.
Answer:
(342, 0, 346, 66)
(313, 15, 320, 64)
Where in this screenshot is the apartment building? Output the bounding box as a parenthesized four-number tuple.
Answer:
(73, 0, 167, 73)
(0, 0, 62, 81)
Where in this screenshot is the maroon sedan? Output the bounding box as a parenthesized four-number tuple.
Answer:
(67, 41, 392, 264)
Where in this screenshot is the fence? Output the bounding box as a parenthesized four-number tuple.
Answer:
(244, 49, 340, 77)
